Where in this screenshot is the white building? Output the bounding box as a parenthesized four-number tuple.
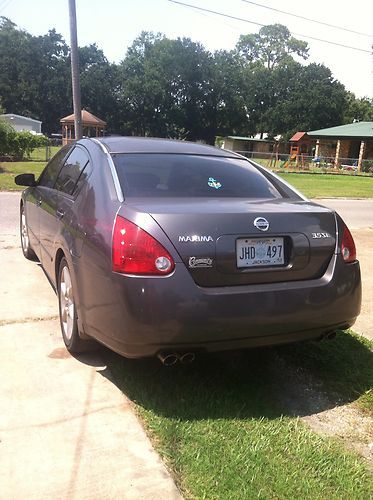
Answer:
(0, 114, 42, 134)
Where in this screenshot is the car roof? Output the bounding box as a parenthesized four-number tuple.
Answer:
(91, 136, 239, 158)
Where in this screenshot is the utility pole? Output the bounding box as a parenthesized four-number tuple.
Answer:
(68, 0, 82, 140)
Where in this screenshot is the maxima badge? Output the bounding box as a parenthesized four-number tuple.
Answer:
(253, 217, 269, 231)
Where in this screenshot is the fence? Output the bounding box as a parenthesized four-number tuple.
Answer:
(235, 151, 373, 175)
(28, 144, 62, 162)
(20, 145, 373, 175)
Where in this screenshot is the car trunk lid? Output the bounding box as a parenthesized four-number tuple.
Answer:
(126, 198, 336, 287)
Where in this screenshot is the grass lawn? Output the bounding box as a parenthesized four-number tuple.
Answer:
(1, 159, 372, 199)
(108, 331, 373, 499)
(0, 161, 46, 190)
(30, 145, 60, 162)
(0, 146, 60, 191)
(278, 173, 373, 199)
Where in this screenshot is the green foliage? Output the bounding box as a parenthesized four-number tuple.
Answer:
(0, 17, 70, 133)
(79, 44, 120, 133)
(0, 118, 15, 155)
(0, 161, 46, 190)
(9, 131, 49, 159)
(0, 16, 365, 143)
(0, 119, 49, 159)
(279, 172, 373, 198)
(117, 28, 345, 142)
(236, 24, 309, 69)
(108, 332, 372, 499)
(118, 33, 223, 142)
(343, 93, 373, 123)
(247, 62, 348, 138)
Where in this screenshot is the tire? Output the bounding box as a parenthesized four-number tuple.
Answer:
(20, 204, 38, 261)
(58, 257, 94, 353)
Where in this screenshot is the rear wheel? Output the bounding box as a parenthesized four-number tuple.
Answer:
(20, 205, 37, 260)
(58, 257, 93, 353)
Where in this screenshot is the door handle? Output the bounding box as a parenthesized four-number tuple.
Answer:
(56, 209, 65, 219)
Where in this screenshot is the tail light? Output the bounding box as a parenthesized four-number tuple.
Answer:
(112, 216, 175, 275)
(341, 226, 356, 263)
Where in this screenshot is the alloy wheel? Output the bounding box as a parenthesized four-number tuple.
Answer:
(59, 265, 75, 341)
(21, 210, 29, 253)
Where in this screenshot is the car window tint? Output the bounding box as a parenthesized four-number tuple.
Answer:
(55, 146, 90, 196)
(38, 146, 72, 188)
(112, 154, 282, 199)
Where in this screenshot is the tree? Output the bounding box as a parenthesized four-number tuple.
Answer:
(0, 17, 70, 133)
(118, 33, 216, 141)
(150, 36, 214, 141)
(236, 24, 309, 69)
(117, 34, 250, 143)
(250, 62, 347, 139)
(203, 50, 249, 142)
(343, 93, 373, 123)
(29, 29, 71, 132)
(78, 44, 120, 133)
(117, 32, 166, 136)
(0, 16, 355, 144)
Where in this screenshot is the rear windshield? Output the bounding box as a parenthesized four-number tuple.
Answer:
(111, 153, 282, 199)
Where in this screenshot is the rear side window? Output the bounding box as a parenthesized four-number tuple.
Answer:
(38, 146, 72, 188)
(112, 154, 282, 199)
(55, 146, 91, 196)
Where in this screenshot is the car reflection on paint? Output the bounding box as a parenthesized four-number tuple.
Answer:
(15, 137, 361, 365)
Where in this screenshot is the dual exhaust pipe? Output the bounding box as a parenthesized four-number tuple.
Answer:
(158, 330, 338, 365)
(157, 351, 196, 366)
(321, 331, 337, 341)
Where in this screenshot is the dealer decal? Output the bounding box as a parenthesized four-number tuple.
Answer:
(188, 256, 213, 268)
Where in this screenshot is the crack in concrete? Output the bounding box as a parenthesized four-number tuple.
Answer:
(0, 315, 59, 327)
(0, 402, 127, 433)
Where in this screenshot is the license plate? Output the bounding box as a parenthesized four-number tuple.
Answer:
(236, 237, 284, 268)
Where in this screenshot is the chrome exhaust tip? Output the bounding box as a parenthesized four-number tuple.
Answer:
(157, 352, 179, 366)
(179, 352, 196, 364)
(326, 331, 337, 340)
(320, 331, 337, 341)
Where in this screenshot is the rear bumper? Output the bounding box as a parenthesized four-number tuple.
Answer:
(82, 254, 361, 358)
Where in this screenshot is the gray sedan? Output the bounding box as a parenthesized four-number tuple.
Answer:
(15, 137, 361, 365)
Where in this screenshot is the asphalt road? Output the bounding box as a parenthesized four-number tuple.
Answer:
(315, 199, 373, 229)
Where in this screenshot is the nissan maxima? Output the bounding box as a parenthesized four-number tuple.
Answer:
(15, 137, 361, 364)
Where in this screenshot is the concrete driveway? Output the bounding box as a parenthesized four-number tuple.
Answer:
(0, 192, 180, 498)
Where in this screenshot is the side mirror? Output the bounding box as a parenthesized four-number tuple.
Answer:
(15, 173, 37, 187)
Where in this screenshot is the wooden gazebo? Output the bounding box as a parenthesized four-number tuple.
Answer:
(60, 109, 106, 145)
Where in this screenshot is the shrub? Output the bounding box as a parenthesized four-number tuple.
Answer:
(0, 119, 49, 159)
(0, 119, 16, 156)
(9, 131, 49, 159)
(362, 160, 373, 174)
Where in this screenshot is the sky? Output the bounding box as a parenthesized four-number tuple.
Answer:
(1, 0, 372, 98)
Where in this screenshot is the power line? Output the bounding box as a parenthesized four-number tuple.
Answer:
(242, 0, 373, 38)
(0, 0, 14, 14)
(168, 0, 372, 54)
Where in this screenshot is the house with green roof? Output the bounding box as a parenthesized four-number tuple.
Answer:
(307, 121, 373, 172)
